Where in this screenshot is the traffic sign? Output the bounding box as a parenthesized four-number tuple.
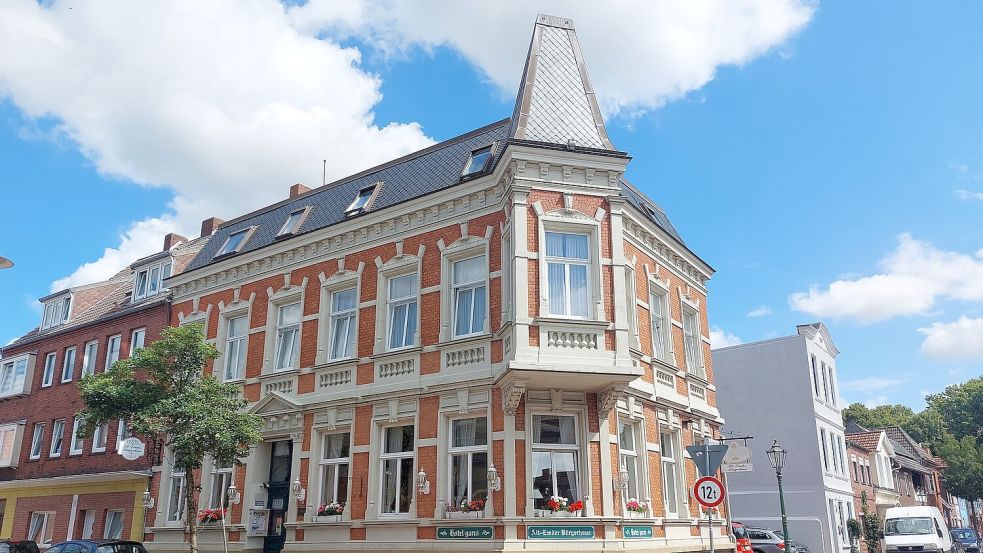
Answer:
(687, 444, 728, 477)
(693, 476, 725, 508)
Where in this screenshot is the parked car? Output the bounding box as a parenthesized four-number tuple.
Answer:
(0, 540, 40, 553)
(884, 506, 955, 553)
(951, 529, 981, 553)
(42, 541, 147, 553)
(733, 521, 754, 553)
(745, 526, 809, 553)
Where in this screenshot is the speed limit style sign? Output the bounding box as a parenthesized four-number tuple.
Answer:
(693, 476, 725, 509)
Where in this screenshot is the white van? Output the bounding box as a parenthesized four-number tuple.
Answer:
(884, 506, 955, 553)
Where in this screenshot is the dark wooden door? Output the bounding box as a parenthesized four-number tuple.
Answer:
(263, 441, 292, 553)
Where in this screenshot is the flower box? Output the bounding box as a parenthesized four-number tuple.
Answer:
(313, 515, 343, 523)
(445, 511, 483, 519)
(625, 510, 646, 519)
(537, 509, 581, 518)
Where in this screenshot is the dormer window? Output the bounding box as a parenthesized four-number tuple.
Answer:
(462, 146, 492, 177)
(215, 227, 254, 257)
(345, 184, 379, 216)
(42, 295, 71, 330)
(277, 207, 310, 237)
(133, 259, 173, 302)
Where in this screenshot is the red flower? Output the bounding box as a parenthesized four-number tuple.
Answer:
(569, 500, 584, 512)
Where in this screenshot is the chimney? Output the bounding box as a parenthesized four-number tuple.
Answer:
(200, 217, 225, 238)
(289, 183, 310, 199)
(163, 232, 188, 251)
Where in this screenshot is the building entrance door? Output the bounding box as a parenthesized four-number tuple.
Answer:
(263, 440, 292, 553)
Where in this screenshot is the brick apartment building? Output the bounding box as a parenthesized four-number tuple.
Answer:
(144, 14, 724, 553)
(0, 232, 210, 543)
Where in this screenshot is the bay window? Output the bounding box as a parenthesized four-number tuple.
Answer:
(274, 302, 301, 371)
(0, 356, 29, 397)
(387, 274, 418, 350)
(328, 289, 357, 360)
(380, 424, 415, 514)
(682, 309, 705, 378)
(319, 432, 350, 507)
(545, 232, 590, 318)
(661, 429, 682, 518)
(452, 256, 487, 337)
(61, 347, 76, 383)
(618, 420, 641, 501)
(449, 417, 488, 508)
(224, 315, 248, 381)
(531, 414, 580, 510)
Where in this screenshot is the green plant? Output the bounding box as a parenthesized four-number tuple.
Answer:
(847, 518, 862, 553)
(859, 492, 881, 553)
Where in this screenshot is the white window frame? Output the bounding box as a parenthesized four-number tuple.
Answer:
(447, 416, 489, 510)
(379, 424, 415, 516)
(0, 354, 32, 398)
(92, 422, 108, 453)
(328, 288, 358, 361)
(681, 304, 706, 379)
(625, 264, 639, 350)
(42, 352, 56, 387)
(104, 509, 124, 539)
(386, 273, 419, 351)
(167, 463, 187, 524)
(69, 417, 84, 455)
(345, 184, 380, 215)
(544, 231, 593, 319)
(660, 426, 683, 518)
(61, 346, 76, 383)
(274, 301, 302, 371)
(820, 429, 830, 472)
(318, 431, 351, 508)
(81, 510, 96, 539)
(130, 328, 146, 356)
(829, 364, 838, 406)
(277, 207, 311, 237)
(209, 462, 234, 509)
(821, 361, 831, 403)
(0, 423, 21, 467)
(223, 314, 249, 381)
(105, 335, 121, 370)
(133, 258, 173, 301)
(30, 422, 45, 460)
(530, 413, 582, 511)
(116, 419, 132, 451)
(49, 419, 65, 457)
(450, 255, 488, 339)
(618, 419, 643, 502)
(501, 230, 513, 322)
(27, 512, 55, 544)
(462, 145, 493, 176)
(41, 296, 71, 330)
(811, 355, 821, 398)
(215, 227, 256, 257)
(82, 340, 99, 376)
(649, 278, 672, 364)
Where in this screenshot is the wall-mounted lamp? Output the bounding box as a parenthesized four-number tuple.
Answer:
(487, 465, 501, 492)
(142, 490, 155, 509)
(227, 482, 241, 505)
(617, 467, 630, 493)
(291, 479, 306, 503)
(416, 469, 431, 495)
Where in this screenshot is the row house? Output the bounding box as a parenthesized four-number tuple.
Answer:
(148, 14, 724, 553)
(845, 429, 900, 553)
(713, 323, 856, 553)
(0, 230, 211, 543)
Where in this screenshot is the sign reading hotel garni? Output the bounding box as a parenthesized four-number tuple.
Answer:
(435, 527, 493, 540)
(526, 526, 595, 540)
(623, 526, 654, 539)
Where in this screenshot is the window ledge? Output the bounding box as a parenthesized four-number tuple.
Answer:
(438, 333, 492, 349)
(258, 368, 300, 381)
(314, 357, 358, 371)
(684, 372, 710, 387)
(533, 316, 611, 330)
(373, 346, 422, 362)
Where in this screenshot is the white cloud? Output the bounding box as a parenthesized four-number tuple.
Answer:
(288, 0, 815, 116)
(0, 0, 433, 290)
(709, 326, 743, 348)
(956, 189, 983, 202)
(863, 395, 890, 409)
(747, 305, 772, 318)
(788, 234, 983, 323)
(919, 317, 983, 360)
(840, 377, 907, 393)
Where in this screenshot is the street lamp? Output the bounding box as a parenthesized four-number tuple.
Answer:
(766, 441, 791, 552)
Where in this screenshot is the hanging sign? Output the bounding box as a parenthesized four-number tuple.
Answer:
(723, 443, 754, 473)
(527, 526, 595, 540)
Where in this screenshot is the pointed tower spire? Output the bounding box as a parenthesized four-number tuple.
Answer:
(509, 14, 615, 150)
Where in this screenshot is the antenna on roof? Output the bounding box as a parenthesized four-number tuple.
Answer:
(322, 159, 326, 187)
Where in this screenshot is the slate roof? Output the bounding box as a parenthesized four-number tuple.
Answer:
(180, 13, 693, 276)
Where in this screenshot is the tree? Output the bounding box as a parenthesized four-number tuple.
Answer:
(934, 435, 983, 503)
(78, 324, 263, 553)
(842, 403, 915, 430)
(904, 408, 947, 446)
(927, 377, 983, 442)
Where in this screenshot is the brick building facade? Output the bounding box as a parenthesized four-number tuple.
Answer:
(145, 14, 725, 553)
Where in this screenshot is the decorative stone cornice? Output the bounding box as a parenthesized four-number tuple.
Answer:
(596, 385, 628, 420)
(502, 381, 527, 417)
(623, 215, 711, 288)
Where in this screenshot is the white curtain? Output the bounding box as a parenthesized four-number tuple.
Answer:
(279, 302, 301, 326)
(453, 257, 486, 285)
(324, 433, 347, 459)
(546, 232, 589, 259)
(533, 416, 576, 445)
(547, 263, 566, 313)
(569, 265, 589, 317)
(452, 454, 469, 505)
(651, 293, 666, 359)
(453, 419, 477, 448)
(389, 274, 417, 300)
(333, 289, 356, 311)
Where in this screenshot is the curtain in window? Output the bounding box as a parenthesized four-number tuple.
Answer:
(451, 454, 469, 505)
(546, 233, 589, 259)
(569, 265, 589, 317)
(106, 511, 123, 539)
(533, 415, 576, 444)
(324, 433, 348, 458)
(554, 451, 579, 501)
(453, 257, 485, 284)
(547, 263, 566, 314)
(453, 418, 477, 448)
(683, 312, 702, 374)
(651, 294, 666, 359)
(389, 274, 416, 299)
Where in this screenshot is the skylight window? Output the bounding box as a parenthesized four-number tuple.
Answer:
(345, 185, 378, 216)
(277, 208, 308, 237)
(215, 228, 252, 257)
(462, 146, 492, 176)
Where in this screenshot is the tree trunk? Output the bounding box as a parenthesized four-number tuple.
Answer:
(184, 465, 199, 553)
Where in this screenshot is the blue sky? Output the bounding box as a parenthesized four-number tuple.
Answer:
(1, 1, 981, 408)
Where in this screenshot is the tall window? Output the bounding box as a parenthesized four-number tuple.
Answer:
(829, 366, 838, 405)
(116, 420, 133, 450)
(61, 347, 76, 383)
(328, 289, 357, 360)
(50, 419, 65, 457)
(82, 340, 98, 376)
(42, 353, 56, 387)
(224, 316, 248, 381)
(380, 425, 415, 514)
(130, 328, 146, 355)
(104, 510, 124, 539)
(0, 356, 28, 397)
(0, 424, 18, 466)
(167, 463, 187, 523)
(545, 232, 590, 318)
(209, 463, 234, 509)
(661, 429, 682, 518)
(650, 289, 669, 362)
(821, 362, 830, 402)
(30, 423, 45, 460)
(619, 420, 641, 501)
(682, 310, 704, 378)
(502, 233, 513, 321)
(70, 417, 84, 455)
(92, 422, 108, 453)
(319, 433, 350, 507)
(274, 302, 301, 371)
(449, 417, 488, 507)
(105, 335, 121, 370)
(387, 274, 418, 350)
(811, 355, 820, 398)
(27, 512, 54, 544)
(531, 415, 580, 510)
(625, 267, 638, 342)
(820, 429, 830, 472)
(452, 256, 487, 337)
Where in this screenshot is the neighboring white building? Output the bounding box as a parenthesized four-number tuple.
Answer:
(713, 323, 855, 553)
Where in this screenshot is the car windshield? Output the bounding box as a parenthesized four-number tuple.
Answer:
(885, 517, 935, 536)
(95, 546, 146, 553)
(0, 544, 10, 553)
(953, 530, 978, 540)
(733, 526, 749, 539)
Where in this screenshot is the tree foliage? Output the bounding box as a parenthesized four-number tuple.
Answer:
(927, 377, 983, 442)
(78, 324, 263, 553)
(842, 403, 915, 430)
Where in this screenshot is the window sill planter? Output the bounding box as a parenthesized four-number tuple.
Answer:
(445, 511, 483, 520)
(536, 510, 581, 518)
(313, 515, 343, 523)
(624, 511, 648, 519)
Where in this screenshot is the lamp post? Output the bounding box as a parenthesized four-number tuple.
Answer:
(766, 441, 791, 552)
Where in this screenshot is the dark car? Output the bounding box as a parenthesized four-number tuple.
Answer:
(43, 541, 146, 553)
(0, 540, 40, 553)
(952, 529, 981, 553)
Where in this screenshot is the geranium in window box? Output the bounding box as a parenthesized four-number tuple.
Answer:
(624, 499, 648, 519)
(196, 508, 226, 525)
(314, 502, 344, 522)
(540, 496, 582, 517)
(445, 497, 486, 519)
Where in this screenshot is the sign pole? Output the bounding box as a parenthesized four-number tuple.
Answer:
(706, 442, 714, 553)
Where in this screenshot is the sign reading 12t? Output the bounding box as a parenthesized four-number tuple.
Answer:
(693, 476, 725, 509)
